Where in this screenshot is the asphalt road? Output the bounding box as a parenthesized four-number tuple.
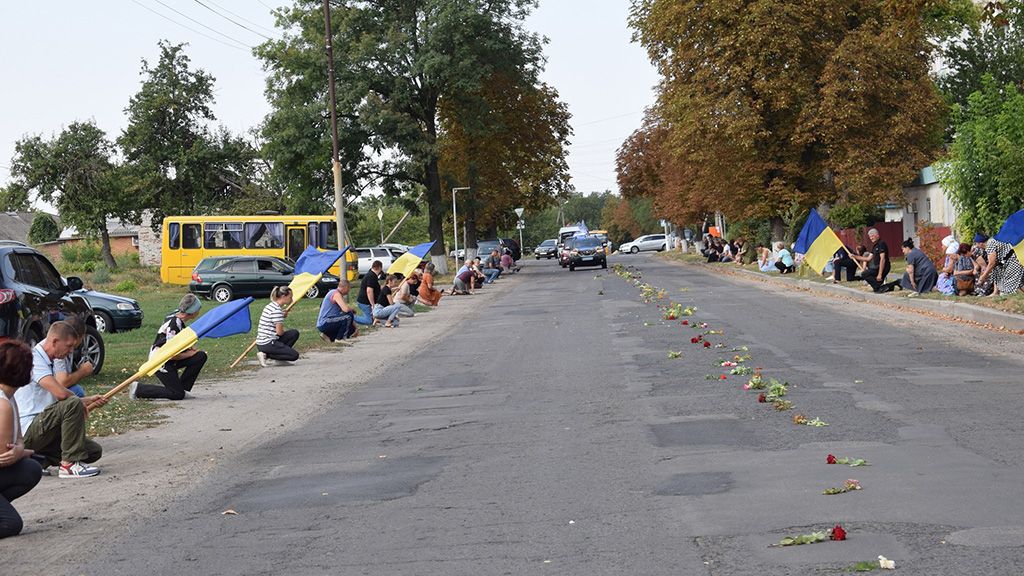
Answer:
(74, 253, 1024, 575)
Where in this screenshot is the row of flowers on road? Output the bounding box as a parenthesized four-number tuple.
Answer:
(611, 263, 894, 570)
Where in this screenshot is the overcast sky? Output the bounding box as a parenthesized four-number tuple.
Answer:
(0, 1, 658, 199)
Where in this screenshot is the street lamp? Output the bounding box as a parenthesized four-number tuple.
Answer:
(452, 187, 470, 270)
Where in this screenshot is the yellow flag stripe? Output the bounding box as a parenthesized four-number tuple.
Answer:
(138, 327, 199, 377)
(804, 228, 845, 274)
(387, 252, 423, 278)
(1013, 241, 1024, 270)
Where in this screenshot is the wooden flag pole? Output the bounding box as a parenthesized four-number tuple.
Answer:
(84, 369, 147, 412)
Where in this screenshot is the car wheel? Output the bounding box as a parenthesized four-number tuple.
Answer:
(306, 285, 320, 299)
(630, 246, 639, 254)
(212, 284, 233, 303)
(94, 310, 114, 334)
(80, 325, 105, 376)
(569, 264, 575, 271)
(660, 244, 666, 251)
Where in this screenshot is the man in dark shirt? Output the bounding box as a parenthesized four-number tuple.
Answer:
(355, 260, 383, 325)
(853, 228, 899, 293)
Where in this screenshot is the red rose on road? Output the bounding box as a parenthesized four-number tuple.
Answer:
(826, 454, 837, 465)
(719, 374, 727, 380)
(691, 337, 699, 344)
(682, 320, 689, 325)
(758, 393, 767, 403)
(703, 341, 711, 348)
(830, 525, 846, 541)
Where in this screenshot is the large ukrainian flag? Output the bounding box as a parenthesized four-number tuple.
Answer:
(388, 241, 435, 277)
(794, 209, 846, 274)
(994, 209, 1024, 265)
(288, 245, 350, 302)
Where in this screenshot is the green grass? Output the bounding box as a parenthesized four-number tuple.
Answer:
(79, 269, 431, 437)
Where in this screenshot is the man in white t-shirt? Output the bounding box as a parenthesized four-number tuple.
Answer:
(15, 322, 106, 478)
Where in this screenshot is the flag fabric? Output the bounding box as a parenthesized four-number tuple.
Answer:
(139, 297, 254, 376)
(388, 241, 435, 277)
(575, 221, 590, 237)
(294, 245, 348, 276)
(794, 209, 846, 274)
(994, 209, 1024, 265)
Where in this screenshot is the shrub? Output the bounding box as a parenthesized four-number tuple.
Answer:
(92, 265, 111, 284)
(28, 213, 60, 244)
(114, 280, 137, 293)
(115, 252, 141, 269)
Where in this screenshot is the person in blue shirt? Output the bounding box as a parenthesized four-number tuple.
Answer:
(317, 279, 360, 343)
(774, 242, 795, 274)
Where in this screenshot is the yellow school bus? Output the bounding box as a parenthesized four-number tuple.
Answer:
(160, 215, 358, 285)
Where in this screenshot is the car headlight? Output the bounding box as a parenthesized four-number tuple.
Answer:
(116, 303, 135, 310)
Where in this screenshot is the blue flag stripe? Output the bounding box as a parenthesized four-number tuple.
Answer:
(294, 245, 349, 276)
(994, 209, 1024, 246)
(190, 297, 254, 339)
(794, 209, 828, 254)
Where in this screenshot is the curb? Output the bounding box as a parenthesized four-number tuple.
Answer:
(667, 256, 1024, 333)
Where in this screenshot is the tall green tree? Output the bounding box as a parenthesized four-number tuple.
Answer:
(256, 0, 557, 270)
(120, 41, 258, 226)
(10, 122, 133, 268)
(937, 0, 1024, 109)
(627, 0, 951, 231)
(939, 76, 1024, 236)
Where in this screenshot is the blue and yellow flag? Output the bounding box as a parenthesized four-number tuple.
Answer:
(289, 245, 349, 301)
(794, 209, 846, 274)
(994, 209, 1024, 265)
(139, 297, 254, 376)
(388, 241, 435, 277)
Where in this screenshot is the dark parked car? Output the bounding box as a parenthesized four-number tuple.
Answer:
(0, 241, 105, 373)
(567, 235, 608, 271)
(534, 239, 557, 259)
(77, 289, 143, 334)
(559, 236, 576, 268)
(499, 237, 522, 261)
(189, 256, 340, 303)
(476, 238, 521, 262)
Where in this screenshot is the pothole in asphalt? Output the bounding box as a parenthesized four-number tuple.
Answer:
(655, 472, 733, 496)
(649, 420, 758, 448)
(947, 526, 1024, 547)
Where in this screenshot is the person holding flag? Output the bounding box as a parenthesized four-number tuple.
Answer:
(130, 295, 208, 401)
(256, 286, 300, 366)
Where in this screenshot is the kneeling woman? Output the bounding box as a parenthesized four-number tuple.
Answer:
(0, 341, 43, 539)
(256, 286, 300, 366)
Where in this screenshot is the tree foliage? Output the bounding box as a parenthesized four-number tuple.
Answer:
(939, 76, 1024, 236)
(120, 41, 258, 226)
(937, 0, 1024, 109)
(10, 122, 133, 268)
(625, 0, 949, 230)
(256, 0, 565, 264)
(28, 212, 60, 244)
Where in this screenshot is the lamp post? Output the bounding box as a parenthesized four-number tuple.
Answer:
(452, 187, 470, 270)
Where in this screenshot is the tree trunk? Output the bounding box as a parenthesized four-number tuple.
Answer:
(100, 226, 117, 270)
(771, 217, 786, 244)
(425, 158, 447, 274)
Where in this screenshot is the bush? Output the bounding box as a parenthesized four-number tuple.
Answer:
(92, 265, 111, 284)
(60, 241, 101, 264)
(28, 213, 60, 244)
(115, 252, 141, 269)
(114, 280, 137, 293)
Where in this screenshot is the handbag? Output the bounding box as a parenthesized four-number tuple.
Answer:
(955, 276, 975, 293)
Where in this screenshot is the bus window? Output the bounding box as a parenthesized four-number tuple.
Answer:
(308, 223, 320, 248)
(244, 222, 284, 249)
(204, 222, 243, 249)
(168, 223, 180, 249)
(286, 227, 306, 262)
(183, 224, 201, 249)
(320, 222, 339, 250)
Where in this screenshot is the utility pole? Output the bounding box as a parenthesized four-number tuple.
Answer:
(323, 0, 349, 277)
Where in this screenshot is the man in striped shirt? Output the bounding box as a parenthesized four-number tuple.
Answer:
(256, 286, 300, 367)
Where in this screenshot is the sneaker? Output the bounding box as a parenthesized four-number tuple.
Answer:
(128, 381, 138, 400)
(59, 462, 100, 478)
(257, 351, 269, 367)
(319, 331, 332, 343)
(182, 391, 195, 399)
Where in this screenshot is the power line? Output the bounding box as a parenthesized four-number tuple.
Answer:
(131, 0, 250, 52)
(150, 0, 253, 49)
(574, 110, 644, 127)
(206, 0, 279, 35)
(192, 0, 274, 40)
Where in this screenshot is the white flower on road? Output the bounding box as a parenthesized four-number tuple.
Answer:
(878, 555, 896, 569)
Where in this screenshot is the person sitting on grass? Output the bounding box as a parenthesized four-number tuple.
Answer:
(54, 315, 95, 399)
(256, 286, 300, 367)
(952, 242, 979, 296)
(317, 279, 360, 342)
(937, 237, 959, 296)
(417, 263, 444, 307)
(130, 294, 208, 401)
(373, 274, 406, 328)
(733, 238, 748, 265)
(900, 238, 938, 295)
(16, 321, 106, 478)
(0, 341, 43, 537)
(774, 242, 795, 274)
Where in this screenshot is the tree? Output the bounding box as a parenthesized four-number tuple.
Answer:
(937, 0, 1024, 110)
(939, 76, 1024, 236)
(120, 41, 258, 227)
(256, 0, 558, 270)
(0, 182, 30, 212)
(627, 0, 950, 232)
(27, 212, 60, 244)
(9, 122, 134, 268)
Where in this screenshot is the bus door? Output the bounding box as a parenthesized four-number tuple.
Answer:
(286, 226, 306, 263)
(178, 222, 204, 284)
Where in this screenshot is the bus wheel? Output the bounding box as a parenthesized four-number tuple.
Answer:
(212, 284, 233, 303)
(305, 285, 320, 299)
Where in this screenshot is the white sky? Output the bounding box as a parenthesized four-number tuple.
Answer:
(0, 1, 658, 198)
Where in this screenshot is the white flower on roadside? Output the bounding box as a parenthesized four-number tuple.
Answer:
(878, 555, 896, 569)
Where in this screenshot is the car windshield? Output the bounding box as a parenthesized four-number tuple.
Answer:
(575, 237, 602, 248)
(477, 241, 499, 252)
(540, 240, 555, 247)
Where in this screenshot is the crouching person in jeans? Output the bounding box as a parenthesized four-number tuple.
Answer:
(15, 322, 106, 478)
(131, 294, 207, 401)
(0, 341, 43, 537)
(317, 280, 359, 342)
(256, 286, 299, 366)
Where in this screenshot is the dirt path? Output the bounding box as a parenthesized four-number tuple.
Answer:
(1, 275, 518, 573)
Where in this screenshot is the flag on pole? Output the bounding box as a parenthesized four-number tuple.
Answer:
(138, 297, 254, 377)
(289, 245, 349, 300)
(994, 209, 1024, 265)
(575, 220, 589, 237)
(794, 209, 846, 274)
(388, 241, 435, 277)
